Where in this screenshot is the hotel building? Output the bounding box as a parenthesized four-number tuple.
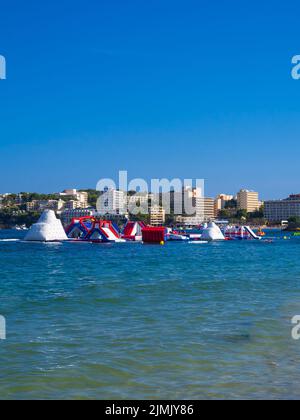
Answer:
(237, 189, 259, 212)
(127, 192, 152, 215)
(60, 189, 89, 208)
(98, 189, 126, 216)
(150, 206, 166, 226)
(175, 196, 215, 226)
(264, 194, 300, 222)
(170, 187, 204, 226)
(203, 197, 216, 221)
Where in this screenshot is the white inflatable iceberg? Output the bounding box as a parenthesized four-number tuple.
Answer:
(24, 210, 68, 242)
(201, 222, 225, 241)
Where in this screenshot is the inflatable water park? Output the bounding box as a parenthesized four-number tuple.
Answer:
(66, 216, 126, 243)
(23, 210, 268, 244)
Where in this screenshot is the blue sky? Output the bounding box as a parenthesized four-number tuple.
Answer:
(0, 0, 300, 199)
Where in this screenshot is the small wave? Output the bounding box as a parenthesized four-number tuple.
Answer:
(0, 239, 20, 242)
(20, 241, 63, 245)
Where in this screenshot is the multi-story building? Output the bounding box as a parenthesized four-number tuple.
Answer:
(237, 189, 259, 212)
(98, 189, 126, 215)
(26, 199, 64, 212)
(169, 187, 204, 218)
(60, 189, 89, 208)
(174, 196, 215, 225)
(65, 200, 81, 211)
(150, 206, 166, 226)
(78, 192, 88, 208)
(60, 208, 94, 227)
(203, 197, 216, 221)
(214, 194, 234, 215)
(264, 194, 300, 222)
(127, 192, 150, 214)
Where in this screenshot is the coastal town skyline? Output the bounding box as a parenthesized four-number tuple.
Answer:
(2, 186, 300, 227)
(1, 182, 300, 202)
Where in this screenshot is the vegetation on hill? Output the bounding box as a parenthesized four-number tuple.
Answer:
(0, 209, 41, 228)
(218, 206, 265, 225)
(19, 192, 59, 202)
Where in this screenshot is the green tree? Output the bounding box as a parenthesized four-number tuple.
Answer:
(218, 209, 232, 219)
(130, 213, 150, 225)
(236, 209, 248, 220)
(288, 216, 300, 224)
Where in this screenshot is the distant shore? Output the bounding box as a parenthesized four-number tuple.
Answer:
(0, 224, 9, 230)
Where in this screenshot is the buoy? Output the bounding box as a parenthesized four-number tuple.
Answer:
(160, 241, 165, 246)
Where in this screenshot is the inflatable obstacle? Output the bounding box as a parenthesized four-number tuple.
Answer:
(66, 216, 124, 243)
(122, 221, 146, 241)
(244, 226, 261, 240)
(25, 210, 68, 242)
(225, 226, 250, 240)
(224, 226, 261, 240)
(142, 227, 167, 244)
(201, 222, 225, 241)
(166, 228, 189, 241)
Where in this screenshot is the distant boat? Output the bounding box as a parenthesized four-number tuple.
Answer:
(14, 224, 28, 231)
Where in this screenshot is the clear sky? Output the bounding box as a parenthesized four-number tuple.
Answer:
(0, 0, 300, 199)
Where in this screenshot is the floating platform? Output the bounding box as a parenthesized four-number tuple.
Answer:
(66, 217, 124, 243)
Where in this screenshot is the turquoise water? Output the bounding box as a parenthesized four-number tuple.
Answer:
(1, 230, 300, 400)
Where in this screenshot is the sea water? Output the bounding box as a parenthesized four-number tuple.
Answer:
(0, 229, 300, 400)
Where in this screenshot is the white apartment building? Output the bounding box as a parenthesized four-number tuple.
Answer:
(127, 193, 149, 213)
(98, 189, 126, 215)
(60, 189, 89, 208)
